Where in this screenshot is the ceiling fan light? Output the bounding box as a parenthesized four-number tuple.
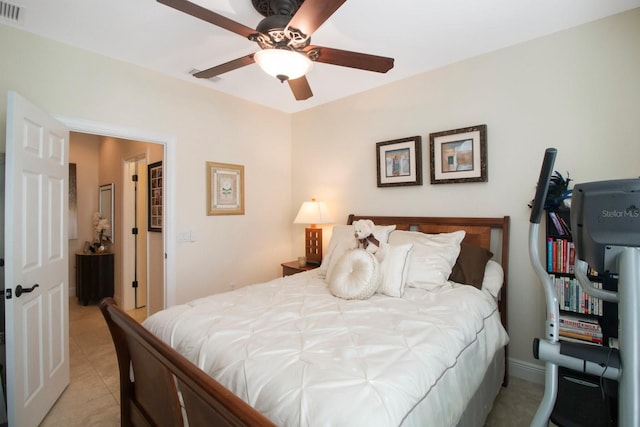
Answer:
(254, 49, 313, 82)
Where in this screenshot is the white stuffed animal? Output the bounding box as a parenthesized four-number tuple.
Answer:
(353, 219, 386, 262)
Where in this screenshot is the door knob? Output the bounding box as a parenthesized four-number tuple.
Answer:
(15, 284, 39, 298)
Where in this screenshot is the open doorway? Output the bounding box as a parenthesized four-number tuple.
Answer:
(60, 116, 176, 316)
(69, 133, 164, 317)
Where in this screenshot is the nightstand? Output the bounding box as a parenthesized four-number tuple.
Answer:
(281, 261, 318, 277)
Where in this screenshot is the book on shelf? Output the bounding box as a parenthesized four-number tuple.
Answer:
(559, 313, 601, 330)
(559, 329, 603, 344)
(548, 211, 571, 236)
(551, 274, 603, 315)
(559, 334, 603, 346)
(559, 313, 603, 345)
(558, 215, 572, 236)
(546, 239, 575, 274)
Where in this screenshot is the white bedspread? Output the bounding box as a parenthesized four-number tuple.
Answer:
(144, 270, 509, 426)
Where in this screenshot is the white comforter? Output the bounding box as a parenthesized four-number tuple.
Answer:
(144, 270, 509, 427)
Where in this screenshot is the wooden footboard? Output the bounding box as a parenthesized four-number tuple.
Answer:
(99, 298, 275, 427)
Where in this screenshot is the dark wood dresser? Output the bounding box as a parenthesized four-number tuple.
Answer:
(76, 252, 114, 305)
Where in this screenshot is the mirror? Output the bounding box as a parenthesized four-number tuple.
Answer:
(99, 183, 114, 243)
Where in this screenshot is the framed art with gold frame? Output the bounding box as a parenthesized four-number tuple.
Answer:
(206, 162, 245, 215)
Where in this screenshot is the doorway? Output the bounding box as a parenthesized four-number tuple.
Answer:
(69, 132, 165, 315)
(59, 116, 177, 310)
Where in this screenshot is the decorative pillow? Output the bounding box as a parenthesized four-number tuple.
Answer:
(322, 224, 396, 281)
(448, 243, 494, 289)
(329, 249, 381, 300)
(481, 260, 504, 299)
(378, 244, 413, 297)
(388, 230, 465, 289)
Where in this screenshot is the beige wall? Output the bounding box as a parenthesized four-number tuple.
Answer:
(0, 23, 293, 306)
(2, 8, 639, 378)
(69, 134, 101, 296)
(291, 9, 640, 371)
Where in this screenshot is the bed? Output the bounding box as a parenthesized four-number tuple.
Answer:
(124, 215, 510, 426)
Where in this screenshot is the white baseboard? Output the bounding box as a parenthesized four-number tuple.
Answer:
(509, 358, 545, 384)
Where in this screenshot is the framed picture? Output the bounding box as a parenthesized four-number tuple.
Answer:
(148, 161, 163, 232)
(376, 136, 423, 187)
(429, 124, 487, 184)
(69, 163, 78, 239)
(207, 162, 245, 215)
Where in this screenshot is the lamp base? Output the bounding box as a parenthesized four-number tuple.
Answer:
(304, 227, 323, 265)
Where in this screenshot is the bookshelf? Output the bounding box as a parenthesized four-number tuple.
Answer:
(545, 209, 618, 346)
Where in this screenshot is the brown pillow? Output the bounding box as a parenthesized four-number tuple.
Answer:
(448, 243, 493, 289)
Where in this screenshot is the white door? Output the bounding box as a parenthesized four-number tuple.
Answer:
(122, 158, 148, 311)
(134, 160, 148, 309)
(4, 91, 70, 426)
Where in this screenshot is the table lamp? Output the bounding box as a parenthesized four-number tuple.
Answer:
(294, 198, 333, 265)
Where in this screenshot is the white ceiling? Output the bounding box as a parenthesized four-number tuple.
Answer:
(3, 0, 639, 113)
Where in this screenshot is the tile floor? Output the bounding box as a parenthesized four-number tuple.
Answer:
(40, 299, 145, 427)
(41, 298, 546, 426)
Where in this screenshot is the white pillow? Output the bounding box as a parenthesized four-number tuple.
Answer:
(329, 249, 381, 300)
(388, 230, 465, 289)
(481, 260, 504, 299)
(378, 244, 413, 297)
(322, 224, 396, 281)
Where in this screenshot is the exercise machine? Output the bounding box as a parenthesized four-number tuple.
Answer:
(529, 148, 640, 426)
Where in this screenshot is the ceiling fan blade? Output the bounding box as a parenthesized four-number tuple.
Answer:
(157, 0, 257, 39)
(286, 0, 346, 38)
(288, 76, 313, 100)
(193, 54, 256, 79)
(305, 46, 394, 73)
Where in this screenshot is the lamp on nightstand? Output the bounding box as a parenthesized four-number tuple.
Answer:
(294, 198, 333, 266)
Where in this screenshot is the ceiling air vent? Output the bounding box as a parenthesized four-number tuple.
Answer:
(0, 1, 24, 25)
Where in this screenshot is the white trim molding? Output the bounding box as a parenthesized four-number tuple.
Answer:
(509, 357, 545, 385)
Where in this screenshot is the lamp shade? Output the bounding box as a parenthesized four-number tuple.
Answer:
(294, 200, 333, 226)
(254, 49, 313, 82)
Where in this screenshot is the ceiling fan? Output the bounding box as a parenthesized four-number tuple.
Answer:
(157, 0, 395, 100)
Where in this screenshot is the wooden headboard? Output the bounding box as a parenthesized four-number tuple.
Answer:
(348, 214, 511, 384)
